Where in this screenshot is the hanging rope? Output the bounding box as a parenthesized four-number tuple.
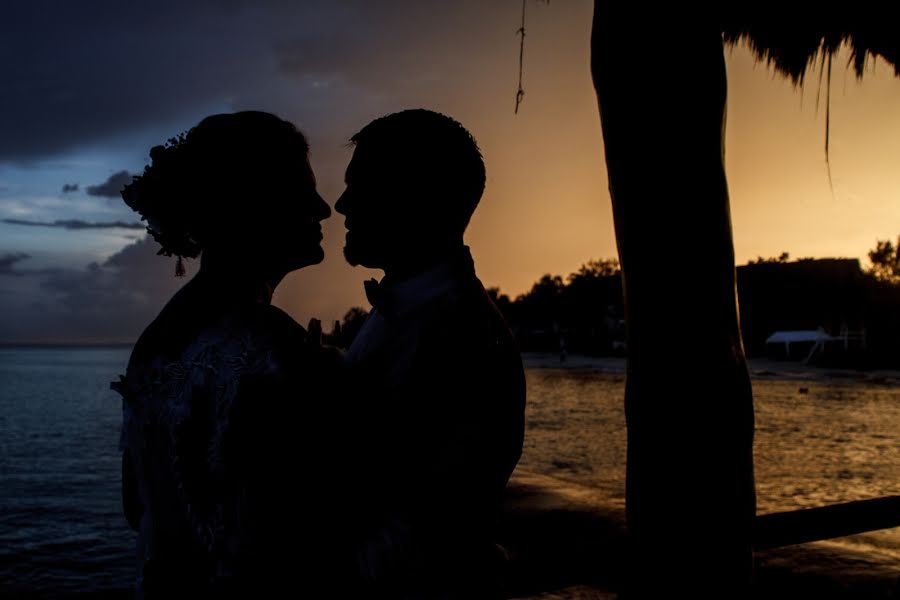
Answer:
(825, 51, 833, 191)
(515, 0, 527, 114)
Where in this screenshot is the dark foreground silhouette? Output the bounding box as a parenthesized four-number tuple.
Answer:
(114, 111, 346, 598)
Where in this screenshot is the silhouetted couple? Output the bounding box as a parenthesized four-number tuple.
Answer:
(114, 110, 526, 599)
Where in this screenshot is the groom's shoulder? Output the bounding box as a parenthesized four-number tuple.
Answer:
(422, 277, 518, 360)
(414, 278, 525, 412)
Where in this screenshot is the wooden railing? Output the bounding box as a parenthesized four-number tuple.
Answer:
(755, 495, 900, 550)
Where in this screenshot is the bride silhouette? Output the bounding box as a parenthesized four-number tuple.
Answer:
(112, 111, 340, 598)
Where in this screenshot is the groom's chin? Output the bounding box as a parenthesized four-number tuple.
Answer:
(342, 244, 380, 269)
(342, 245, 361, 267)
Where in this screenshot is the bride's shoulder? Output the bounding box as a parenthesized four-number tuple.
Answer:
(175, 305, 307, 379)
(119, 304, 337, 404)
(258, 304, 308, 344)
(187, 304, 304, 351)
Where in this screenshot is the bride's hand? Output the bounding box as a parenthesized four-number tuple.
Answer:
(305, 317, 347, 365)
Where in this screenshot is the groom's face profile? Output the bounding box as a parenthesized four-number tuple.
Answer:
(335, 146, 407, 269)
(336, 109, 486, 272)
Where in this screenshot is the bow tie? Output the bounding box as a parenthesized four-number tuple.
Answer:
(364, 278, 394, 315)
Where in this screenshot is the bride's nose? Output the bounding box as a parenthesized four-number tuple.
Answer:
(313, 191, 331, 221)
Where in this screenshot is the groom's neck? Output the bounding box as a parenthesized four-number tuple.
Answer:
(381, 240, 463, 284)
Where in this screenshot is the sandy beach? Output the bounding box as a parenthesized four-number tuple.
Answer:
(522, 352, 900, 386)
(503, 470, 900, 599)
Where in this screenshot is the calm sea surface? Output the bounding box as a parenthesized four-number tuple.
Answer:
(2, 347, 899, 596)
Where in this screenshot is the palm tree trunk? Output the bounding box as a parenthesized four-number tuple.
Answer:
(590, 9, 756, 595)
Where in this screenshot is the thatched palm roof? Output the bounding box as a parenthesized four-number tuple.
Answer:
(723, 24, 900, 84)
(722, 23, 899, 162)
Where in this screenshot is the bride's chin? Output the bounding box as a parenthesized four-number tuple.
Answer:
(302, 245, 325, 266)
(282, 246, 324, 272)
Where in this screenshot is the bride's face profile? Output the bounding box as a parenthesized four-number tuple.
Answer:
(125, 112, 331, 279)
(253, 149, 331, 273)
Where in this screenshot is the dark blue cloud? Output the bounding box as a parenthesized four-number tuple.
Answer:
(0, 237, 190, 343)
(0, 252, 31, 276)
(0, 0, 511, 164)
(2, 219, 144, 230)
(85, 171, 134, 198)
(0, 1, 354, 163)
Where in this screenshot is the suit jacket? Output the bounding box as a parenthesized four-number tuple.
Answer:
(345, 246, 526, 596)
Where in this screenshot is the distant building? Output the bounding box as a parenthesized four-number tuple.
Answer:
(765, 328, 836, 361)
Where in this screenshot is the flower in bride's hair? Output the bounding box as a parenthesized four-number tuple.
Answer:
(121, 132, 201, 277)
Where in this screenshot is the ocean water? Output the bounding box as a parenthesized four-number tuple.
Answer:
(0, 347, 134, 598)
(2, 347, 900, 596)
(518, 368, 900, 565)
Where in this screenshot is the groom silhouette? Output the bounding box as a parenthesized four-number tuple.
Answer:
(336, 109, 526, 598)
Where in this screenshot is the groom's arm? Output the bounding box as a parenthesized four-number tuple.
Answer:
(408, 309, 526, 540)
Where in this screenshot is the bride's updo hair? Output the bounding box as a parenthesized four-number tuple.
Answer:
(122, 111, 309, 276)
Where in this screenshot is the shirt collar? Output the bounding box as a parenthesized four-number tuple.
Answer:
(364, 246, 476, 317)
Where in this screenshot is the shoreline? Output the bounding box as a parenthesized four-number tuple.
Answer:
(522, 352, 900, 385)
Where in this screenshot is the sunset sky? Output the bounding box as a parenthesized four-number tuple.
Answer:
(2, 1, 899, 343)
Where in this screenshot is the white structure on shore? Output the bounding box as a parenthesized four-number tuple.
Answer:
(765, 327, 866, 363)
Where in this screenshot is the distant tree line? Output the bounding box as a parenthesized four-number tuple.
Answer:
(486, 258, 625, 356)
(735, 244, 900, 367)
(329, 238, 900, 367)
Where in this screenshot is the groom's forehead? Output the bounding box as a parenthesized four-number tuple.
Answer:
(346, 147, 402, 181)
